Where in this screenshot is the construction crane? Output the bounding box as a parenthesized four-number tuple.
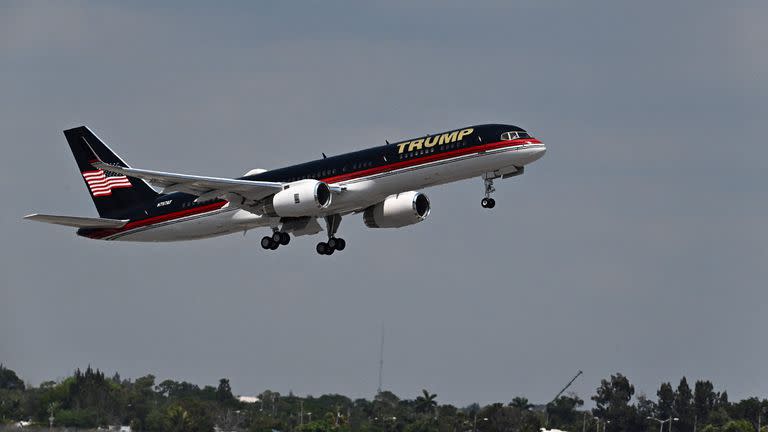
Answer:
(549, 370, 583, 405)
(545, 370, 583, 426)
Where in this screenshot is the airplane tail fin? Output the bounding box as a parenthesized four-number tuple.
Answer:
(64, 126, 159, 219)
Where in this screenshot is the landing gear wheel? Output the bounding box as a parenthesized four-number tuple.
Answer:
(316, 242, 329, 255)
(261, 236, 274, 249)
(327, 237, 338, 249)
(481, 198, 496, 208)
(269, 241, 279, 250)
(279, 232, 290, 245)
(272, 231, 283, 243)
(335, 238, 346, 251)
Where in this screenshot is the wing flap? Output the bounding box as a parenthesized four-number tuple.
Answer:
(24, 214, 129, 228)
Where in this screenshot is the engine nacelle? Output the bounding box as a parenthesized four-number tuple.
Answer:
(363, 191, 430, 228)
(263, 180, 332, 217)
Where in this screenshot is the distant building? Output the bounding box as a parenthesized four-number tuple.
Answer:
(237, 395, 260, 404)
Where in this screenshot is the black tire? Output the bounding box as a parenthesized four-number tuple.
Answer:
(261, 236, 272, 249)
(481, 197, 490, 208)
(326, 246, 335, 255)
(488, 198, 496, 208)
(335, 238, 346, 251)
(280, 232, 290, 245)
(272, 231, 283, 242)
(316, 242, 328, 255)
(269, 240, 279, 250)
(327, 237, 338, 249)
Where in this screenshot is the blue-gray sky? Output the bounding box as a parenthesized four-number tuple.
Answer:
(1, 1, 766, 406)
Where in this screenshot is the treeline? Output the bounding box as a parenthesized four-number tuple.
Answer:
(0, 365, 766, 432)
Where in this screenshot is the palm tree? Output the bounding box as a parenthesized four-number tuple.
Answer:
(415, 389, 438, 415)
(165, 405, 192, 432)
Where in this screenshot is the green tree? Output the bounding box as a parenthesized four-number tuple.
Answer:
(636, 393, 657, 423)
(165, 404, 193, 432)
(694, 381, 717, 422)
(373, 390, 400, 420)
(726, 397, 759, 421)
(216, 378, 235, 404)
(165, 400, 214, 432)
(657, 382, 675, 419)
(675, 377, 694, 432)
(250, 411, 283, 432)
(510, 396, 533, 410)
(547, 393, 584, 429)
(414, 390, 437, 416)
(592, 373, 639, 432)
(0, 365, 25, 391)
(721, 419, 755, 432)
(0, 389, 23, 422)
(157, 379, 202, 400)
(145, 408, 166, 432)
(122, 374, 156, 427)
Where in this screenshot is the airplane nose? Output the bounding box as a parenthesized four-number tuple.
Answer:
(522, 143, 546, 164)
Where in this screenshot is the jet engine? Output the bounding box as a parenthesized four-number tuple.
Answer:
(262, 180, 332, 217)
(363, 191, 430, 228)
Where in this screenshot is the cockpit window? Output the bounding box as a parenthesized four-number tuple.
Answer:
(501, 131, 530, 140)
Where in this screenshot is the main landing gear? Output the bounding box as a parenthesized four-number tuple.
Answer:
(261, 230, 290, 250)
(316, 214, 347, 255)
(481, 174, 497, 209)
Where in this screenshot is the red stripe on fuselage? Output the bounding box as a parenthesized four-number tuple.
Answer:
(83, 138, 540, 240)
(83, 201, 227, 239)
(322, 138, 540, 184)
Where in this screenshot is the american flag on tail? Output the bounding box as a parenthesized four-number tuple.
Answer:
(82, 169, 133, 197)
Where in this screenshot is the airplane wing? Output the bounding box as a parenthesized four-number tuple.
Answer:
(91, 161, 284, 204)
(24, 214, 129, 228)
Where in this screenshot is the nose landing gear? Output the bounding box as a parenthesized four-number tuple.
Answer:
(481, 197, 496, 208)
(481, 174, 497, 209)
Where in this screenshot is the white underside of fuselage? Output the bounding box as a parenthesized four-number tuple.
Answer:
(105, 143, 545, 242)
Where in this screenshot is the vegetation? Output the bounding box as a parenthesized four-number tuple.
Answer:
(0, 364, 765, 432)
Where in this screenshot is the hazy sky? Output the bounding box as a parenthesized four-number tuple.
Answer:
(1, 1, 766, 407)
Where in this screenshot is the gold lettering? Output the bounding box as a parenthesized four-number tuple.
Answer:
(397, 128, 473, 153)
(438, 131, 458, 145)
(424, 135, 440, 148)
(408, 139, 424, 152)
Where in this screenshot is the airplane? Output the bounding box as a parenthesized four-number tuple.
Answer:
(24, 124, 546, 255)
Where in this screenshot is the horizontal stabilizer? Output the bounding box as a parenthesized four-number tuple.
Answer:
(24, 213, 129, 229)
